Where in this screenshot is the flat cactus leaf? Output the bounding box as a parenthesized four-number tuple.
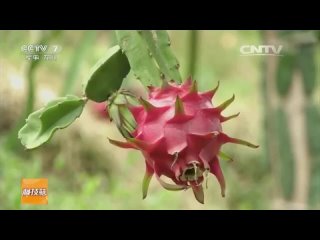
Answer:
(140, 30, 182, 83)
(18, 95, 85, 149)
(85, 45, 130, 102)
(115, 30, 162, 87)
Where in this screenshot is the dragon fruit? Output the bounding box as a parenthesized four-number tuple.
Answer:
(108, 78, 258, 204)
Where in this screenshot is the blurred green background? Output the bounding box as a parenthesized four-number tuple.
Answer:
(0, 30, 319, 209)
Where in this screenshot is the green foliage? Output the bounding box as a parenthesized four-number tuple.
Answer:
(5, 31, 62, 151)
(18, 95, 85, 149)
(260, 51, 271, 174)
(155, 31, 182, 82)
(116, 30, 162, 87)
(0, 148, 43, 209)
(62, 30, 97, 95)
(141, 30, 182, 82)
(27, 31, 62, 114)
(0, 30, 270, 209)
(187, 30, 199, 77)
(85, 45, 130, 102)
(297, 45, 316, 96)
(116, 30, 181, 86)
(306, 105, 320, 206)
(276, 53, 295, 96)
(276, 108, 295, 200)
(108, 91, 137, 139)
(276, 30, 317, 97)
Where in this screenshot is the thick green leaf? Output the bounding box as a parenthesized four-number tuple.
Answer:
(140, 30, 181, 83)
(18, 95, 85, 149)
(154, 30, 182, 82)
(85, 45, 130, 102)
(115, 30, 162, 87)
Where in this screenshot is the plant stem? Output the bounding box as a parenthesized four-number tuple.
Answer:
(187, 30, 199, 77)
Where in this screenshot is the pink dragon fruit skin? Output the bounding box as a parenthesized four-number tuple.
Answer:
(109, 78, 258, 204)
(90, 101, 110, 119)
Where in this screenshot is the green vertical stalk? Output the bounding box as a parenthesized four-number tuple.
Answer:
(187, 30, 199, 77)
(260, 31, 271, 173)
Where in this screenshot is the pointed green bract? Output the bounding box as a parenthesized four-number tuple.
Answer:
(218, 151, 234, 162)
(116, 30, 162, 87)
(18, 95, 85, 149)
(108, 104, 133, 139)
(230, 138, 259, 148)
(220, 112, 240, 122)
(192, 185, 204, 204)
(175, 96, 185, 115)
(139, 97, 155, 111)
(190, 80, 198, 93)
(127, 138, 149, 150)
(212, 81, 220, 96)
(217, 94, 235, 111)
(108, 138, 135, 149)
(108, 91, 137, 139)
(142, 172, 153, 199)
(108, 101, 122, 127)
(118, 105, 136, 134)
(85, 45, 130, 102)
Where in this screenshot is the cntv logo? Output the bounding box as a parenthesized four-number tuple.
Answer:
(240, 45, 283, 56)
